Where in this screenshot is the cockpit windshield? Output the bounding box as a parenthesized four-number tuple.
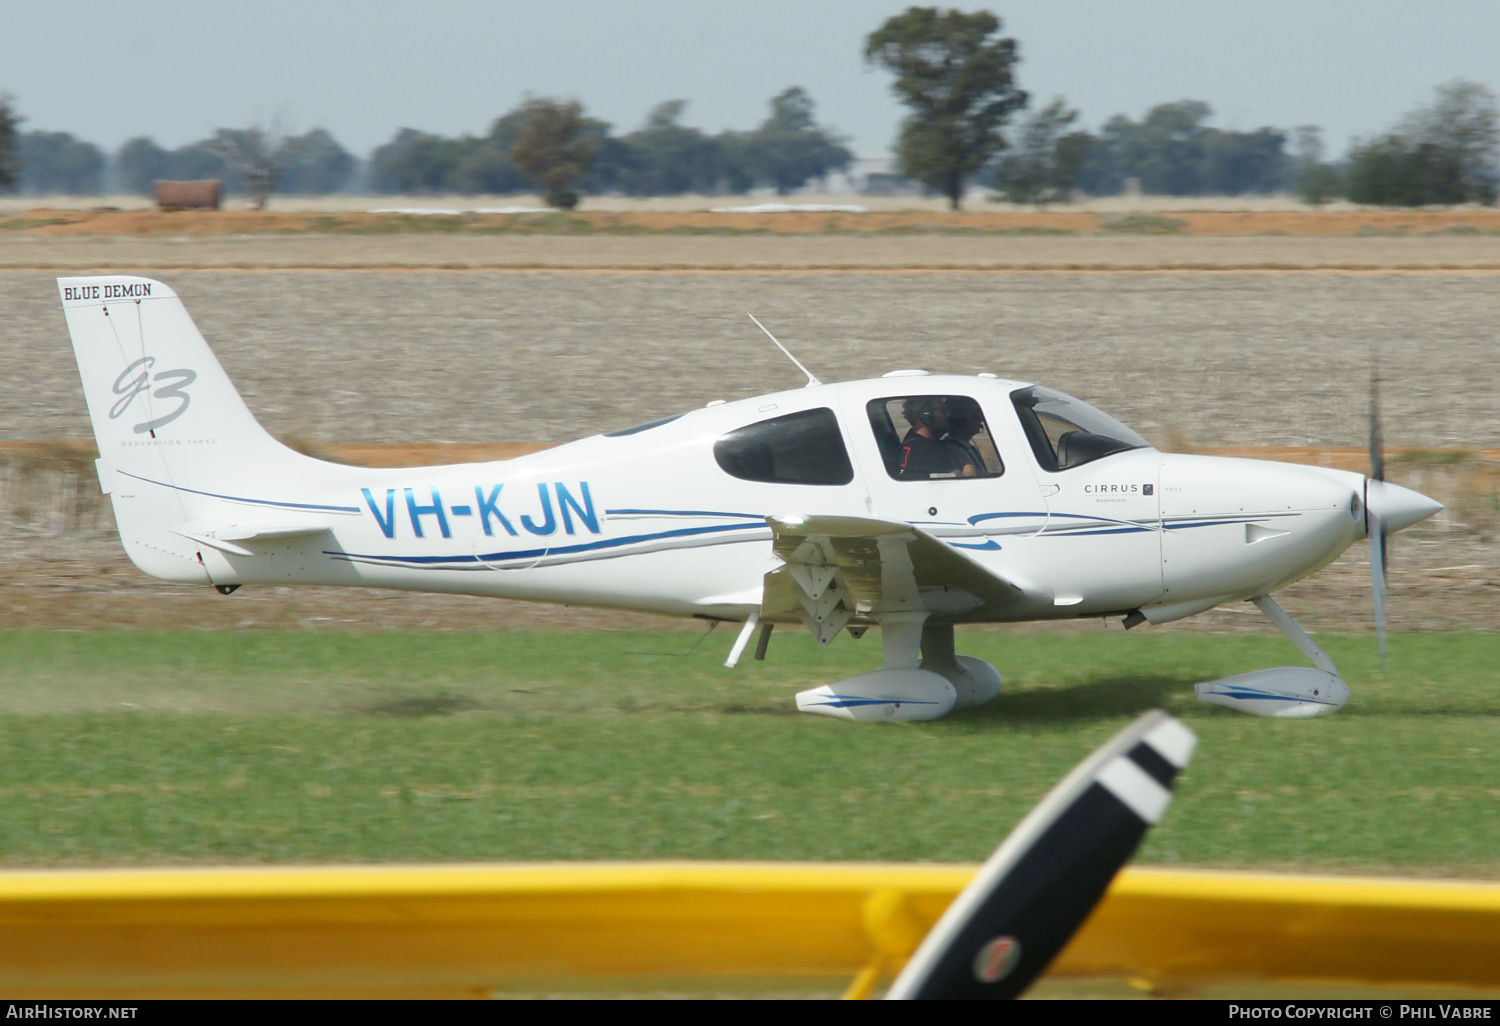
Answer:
(1011, 386, 1151, 472)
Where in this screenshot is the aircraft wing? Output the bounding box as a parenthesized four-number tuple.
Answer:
(761, 514, 1048, 643)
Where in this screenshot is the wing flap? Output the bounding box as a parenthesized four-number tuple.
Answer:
(764, 515, 1047, 639)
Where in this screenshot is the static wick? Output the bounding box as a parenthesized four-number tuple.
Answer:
(748, 313, 822, 388)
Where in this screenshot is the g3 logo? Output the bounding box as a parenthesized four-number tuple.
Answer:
(110, 357, 198, 434)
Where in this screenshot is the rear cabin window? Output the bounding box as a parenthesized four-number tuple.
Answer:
(866, 396, 1005, 481)
(713, 407, 854, 486)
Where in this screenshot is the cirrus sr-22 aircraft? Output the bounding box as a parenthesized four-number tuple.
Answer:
(59, 276, 1442, 722)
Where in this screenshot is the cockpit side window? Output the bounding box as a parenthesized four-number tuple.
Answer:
(866, 396, 1005, 481)
(1011, 386, 1150, 472)
(713, 407, 854, 485)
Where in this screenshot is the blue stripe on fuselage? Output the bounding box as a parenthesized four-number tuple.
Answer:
(117, 471, 362, 514)
(329, 521, 766, 566)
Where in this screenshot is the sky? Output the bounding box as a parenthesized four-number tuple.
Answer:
(5, 0, 1499, 158)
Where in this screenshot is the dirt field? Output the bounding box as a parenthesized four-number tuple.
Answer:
(7, 269, 1498, 447)
(7, 208, 1500, 273)
(9, 234, 1500, 271)
(4, 263, 1495, 634)
(8, 206, 1500, 238)
(3, 191, 1470, 216)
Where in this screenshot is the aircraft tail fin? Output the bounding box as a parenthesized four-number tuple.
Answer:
(59, 275, 321, 582)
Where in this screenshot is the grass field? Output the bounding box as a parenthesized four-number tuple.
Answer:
(0, 628, 1496, 872)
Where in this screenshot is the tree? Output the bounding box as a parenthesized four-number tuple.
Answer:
(577, 118, 631, 194)
(163, 139, 232, 183)
(368, 129, 428, 193)
(18, 131, 105, 194)
(448, 110, 530, 194)
(116, 137, 169, 194)
(277, 129, 356, 194)
(1133, 101, 1213, 195)
(1400, 79, 1498, 203)
(1072, 116, 1128, 195)
(737, 87, 852, 194)
(0, 94, 19, 193)
(616, 100, 720, 196)
(1293, 125, 1340, 205)
(508, 97, 597, 209)
(1072, 101, 1288, 197)
(1345, 81, 1499, 206)
(207, 122, 292, 209)
(1202, 126, 1288, 195)
(367, 130, 468, 194)
(368, 107, 612, 197)
(1345, 135, 1465, 206)
(994, 97, 1085, 204)
(864, 7, 1028, 210)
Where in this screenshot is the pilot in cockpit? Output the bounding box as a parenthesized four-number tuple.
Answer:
(897, 397, 960, 479)
(941, 400, 985, 478)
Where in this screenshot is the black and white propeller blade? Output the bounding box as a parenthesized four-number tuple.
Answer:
(885, 711, 1195, 1000)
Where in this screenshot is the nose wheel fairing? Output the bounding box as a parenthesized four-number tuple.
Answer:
(1193, 595, 1350, 718)
(1196, 667, 1349, 718)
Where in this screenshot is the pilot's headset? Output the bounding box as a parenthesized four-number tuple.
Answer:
(904, 397, 940, 428)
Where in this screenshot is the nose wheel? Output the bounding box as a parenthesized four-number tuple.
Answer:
(1194, 595, 1350, 718)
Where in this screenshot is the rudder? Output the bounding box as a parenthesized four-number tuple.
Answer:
(59, 275, 313, 582)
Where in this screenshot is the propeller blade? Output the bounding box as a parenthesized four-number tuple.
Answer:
(884, 711, 1195, 1000)
(1369, 357, 1385, 483)
(1370, 511, 1388, 672)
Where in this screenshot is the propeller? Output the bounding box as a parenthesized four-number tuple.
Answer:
(1367, 359, 1388, 671)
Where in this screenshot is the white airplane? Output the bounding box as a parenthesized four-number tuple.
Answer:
(59, 275, 1442, 722)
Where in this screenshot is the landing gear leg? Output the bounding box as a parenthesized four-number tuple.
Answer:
(881, 612, 925, 669)
(723, 612, 760, 668)
(1194, 594, 1350, 718)
(1251, 595, 1340, 676)
(918, 622, 1003, 712)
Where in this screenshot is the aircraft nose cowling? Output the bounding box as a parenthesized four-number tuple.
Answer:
(1366, 480, 1444, 534)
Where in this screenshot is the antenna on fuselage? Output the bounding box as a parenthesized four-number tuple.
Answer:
(748, 313, 822, 388)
